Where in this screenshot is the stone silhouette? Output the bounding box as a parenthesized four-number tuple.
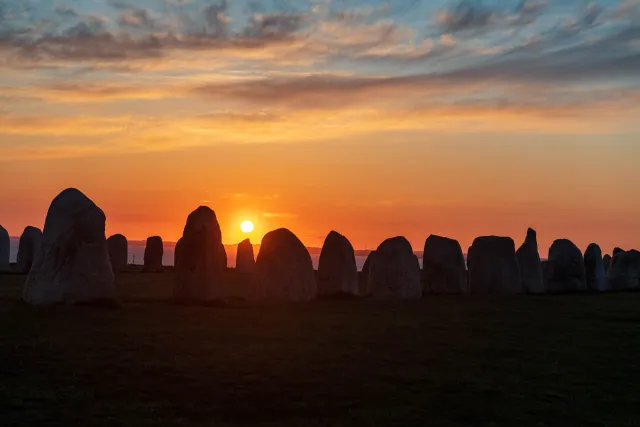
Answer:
(254, 228, 316, 302)
(359, 250, 376, 297)
(584, 243, 607, 292)
(516, 228, 545, 294)
(23, 188, 115, 305)
(368, 237, 422, 299)
(143, 236, 164, 272)
(317, 231, 358, 297)
(236, 238, 255, 273)
(603, 254, 612, 273)
(611, 247, 625, 270)
(467, 236, 522, 294)
(174, 206, 227, 303)
(546, 239, 587, 293)
(0, 225, 10, 272)
(174, 238, 183, 268)
(608, 249, 640, 291)
(422, 235, 467, 294)
(17, 226, 42, 274)
(107, 234, 128, 273)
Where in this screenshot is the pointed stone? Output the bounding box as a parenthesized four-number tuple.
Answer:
(546, 239, 586, 293)
(467, 236, 522, 294)
(516, 228, 544, 294)
(584, 243, 607, 292)
(236, 238, 255, 274)
(107, 234, 128, 273)
(143, 236, 164, 272)
(368, 237, 422, 299)
(422, 235, 467, 294)
(174, 206, 227, 302)
(23, 188, 115, 305)
(254, 228, 316, 302)
(318, 231, 358, 297)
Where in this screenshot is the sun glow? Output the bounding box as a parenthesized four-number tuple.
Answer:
(240, 220, 255, 233)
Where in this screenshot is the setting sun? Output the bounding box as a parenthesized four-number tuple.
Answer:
(240, 220, 255, 234)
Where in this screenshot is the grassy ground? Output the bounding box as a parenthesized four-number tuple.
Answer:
(1, 272, 640, 427)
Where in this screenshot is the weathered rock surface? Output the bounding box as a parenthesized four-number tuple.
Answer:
(174, 206, 227, 302)
(467, 236, 522, 294)
(422, 235, 467, 294)
(546, 239, 587, 293)
(253, 228, 316, 302)
(368, 237, 422, 299)
(23, 188, 115, 305)
(17, 226, 43, 274)
(0, 225, 10, 272)
(516, 228, 544, 294)
(143, 236, 164, 272)
(107, 234, 128, 273)
(584, 243, 607, 292)
(236, 238, 255, 274)
(318, 231, 358, 297)
(608, 249, 640, 291)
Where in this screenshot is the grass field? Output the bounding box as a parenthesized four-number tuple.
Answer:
(1, 272, 640, 426)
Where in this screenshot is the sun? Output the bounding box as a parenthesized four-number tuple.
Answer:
(240, 220, 255, 233)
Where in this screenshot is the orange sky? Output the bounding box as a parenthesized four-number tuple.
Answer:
(1, 0, 639, 255)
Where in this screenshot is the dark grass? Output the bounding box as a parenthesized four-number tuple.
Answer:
(1, 273, 640, 426)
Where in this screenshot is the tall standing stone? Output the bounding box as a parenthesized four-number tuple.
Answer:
(584, 243, 607, 292)
(546, 239, 587, 293)
(236, 238, 255, 273)
(422, 235, 467, 294)
(17, 226, 42, 274)
(143, 236, 164, 272)
(174, 206, 227, 302)
(608, 250, 640, 291)
(318, 231, 358, 297)
(254, 228, 316, 302)
(369, 236, 422, 299)
(603, 254, 612, 274)
(0, 225, 10, 272)
(467, 236, 522, 294)
(23, 188, 115, 305)
(516, 228, 545, 294)
(107, 234, 128, 273)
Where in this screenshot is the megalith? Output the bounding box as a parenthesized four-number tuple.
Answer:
(143, 236, 164, 272)
(467, 236, 522, 294)
(516, 228, 544, 294)
(422, 235, 467, 294)
(368, 236, 422, 299)
(546, 239, 586, 293)
(317, 231, 358, 297)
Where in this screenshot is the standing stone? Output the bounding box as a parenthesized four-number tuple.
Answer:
(359, 250, 376, 297)
(107, 234, 128, 273)
(236, 238, 255, 273)
(174, 238, 183, 268)
(584, 243, 607, 292)
(0, 225, 10, 272)
(603, 254, 612, 273)
(17, 226, 42, 274)
(143, 236, 164, 272)
(546, 239, 587, 293)
(422, 235, 467, 294)
(318, 231, 358, 297)
(254, 228, 316, 302)
(515, 228, 544, 294)
(23, 188, 115, 305)
(174, 206, 227, 302)
(467, 236, 522, 294)
(369, 236, 422, 299)
(612, 248, 625, 269)
(608, 250, 640, 291)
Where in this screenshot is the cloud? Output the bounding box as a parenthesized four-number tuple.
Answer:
(262, 212, 296, 218)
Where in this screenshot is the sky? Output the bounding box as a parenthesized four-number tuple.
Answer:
(1, 0, 639, 254)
